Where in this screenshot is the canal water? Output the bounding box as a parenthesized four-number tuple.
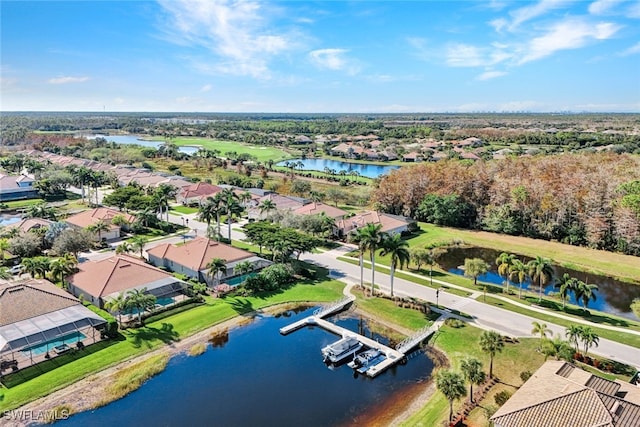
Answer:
(61, 308, 434, 426)
(86, 135, 199, 155)
(277, 158, 400, 179)
(438, 246, 640, 319)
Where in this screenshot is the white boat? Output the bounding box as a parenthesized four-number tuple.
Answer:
(321, 336, 363, 364)
(347, 348, 383, 372)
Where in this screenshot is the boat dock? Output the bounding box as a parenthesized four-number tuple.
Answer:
(280, 297, 447, 378)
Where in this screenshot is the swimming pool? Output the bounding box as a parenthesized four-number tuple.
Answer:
(156, 296, 175, 306)
(21, 331, 86, 356)
(225, 273, 257, 286)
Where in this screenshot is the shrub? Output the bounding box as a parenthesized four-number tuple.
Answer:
(520, 371, 532, 382)
(494, 390, 512, 406)
(444, 318, 465, 328)
(189, 342, 207, 357)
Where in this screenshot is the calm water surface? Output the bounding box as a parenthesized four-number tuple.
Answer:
(438, 246, 640, 319)
(87, 134, 199, 155)
(278, 158, 400, 179)
(62, 308, 433, 427)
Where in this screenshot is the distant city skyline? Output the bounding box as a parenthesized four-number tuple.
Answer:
(1, 0, 639, 113)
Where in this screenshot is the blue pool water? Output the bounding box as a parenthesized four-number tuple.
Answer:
(21, 331, 86, 356)
(156, 297, 175, 306)
(225, 273, 257, 286)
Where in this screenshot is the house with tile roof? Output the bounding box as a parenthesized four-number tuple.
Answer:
(4, 218, 53, 234)
(247, 193, 309, 220)
(67, 254, 188, 308)
(147, 237, 271, 286)
(0, 174, 38, 202)
(65, 207, 135, 241)
(176, 182, 223, 205)
(491, 360, 640, 427)
(335, 211, 414, 238)
(293, 202, 348, 220)
(0, 278, 106, 369)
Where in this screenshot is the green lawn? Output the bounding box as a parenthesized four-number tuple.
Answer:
(170, 205, 199, 215)
(0, 279, 343, 411)
(151, 137, 291, 162)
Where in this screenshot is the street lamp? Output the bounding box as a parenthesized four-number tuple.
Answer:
(436, 288, 440, 308)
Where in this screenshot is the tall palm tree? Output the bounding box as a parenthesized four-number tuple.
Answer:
(479, 330, 504, 378)
(234, 260, 253, 284)
(258, 199, 277, 217)
(425, 247, 446, 287)
(198, 196, 220, 234)
(460, 358, 486, 403)
(436, 369, 466, 424)
(574, 280, 598, 311)
(125, 288, 156, 325)
(225, 199, 244, 241)
(49, 254, 77, 287)
(207, 257, 227, 286)
(129, 235, 149, 259)
(527, 256, 554, 303)
(463, 258, 489, 287)
(348, 230, 366, 290)
(358, 223, 386, 297)
(88, 220, 110, 242)
(495, 252, 516, 294)
(379, 233, 410, 297)
(531, 321, 552, 351)
(105, 293, 127, 326)
(554, 273, 575, 310)
(580, 326, 599, 355)
(565, 324, 583, 353)
(509, 259, 528, 299)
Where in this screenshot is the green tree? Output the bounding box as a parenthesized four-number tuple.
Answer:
(234, 260, 253, 284)
(0, 267, 11, 280)
(379, 233, 410, 297)
(125, 288, 156, 325)
(51, 228, 93, 257)
(531, 321, 551, 351)
(460, 358, 486, 403)
(348, 230, 366, 289)
(554, 273, 576, 310)
(479, 330, 504, 378)
(207, 257, 227, 286)
(574, 280, 598, 311)
(631, 299, 640, 319)
(129, 235, 149, 259)
(198, 195, 222, 238)
(435, 369, 466, 423)
(495, 252, 516, 294)
(0, 238, 10, 264)
(542, 335, 574, 361)
(358, 223, 386, 297)
(105, 293, 127, 326)
(49, 254, 77, 287)
(88, 220, 110, 242)
(527, 256, 554, 303)
(508, 259, 528, 299)
(565, 324, 583, 353)
(464, 258, 489, 287)
(258, 199, 277, 216)
(580, 326, 599, 355)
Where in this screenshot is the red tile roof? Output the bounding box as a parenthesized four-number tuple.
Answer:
(147, 237, 255, 271)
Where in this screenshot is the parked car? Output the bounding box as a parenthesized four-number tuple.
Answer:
(8, 265, 23, 275)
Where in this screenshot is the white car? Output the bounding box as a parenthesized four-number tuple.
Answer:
(8, 265, 24, 275)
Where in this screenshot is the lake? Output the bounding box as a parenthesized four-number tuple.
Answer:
(86, 134, 200, 156)
(278, 158, 400, 179)
(438, 246, 640, 320)
(61, 308, 434, 426)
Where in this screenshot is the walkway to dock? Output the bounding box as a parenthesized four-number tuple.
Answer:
(396, 315, 448, 354)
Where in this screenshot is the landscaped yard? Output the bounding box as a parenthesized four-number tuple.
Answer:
(151, 137, 292, 163)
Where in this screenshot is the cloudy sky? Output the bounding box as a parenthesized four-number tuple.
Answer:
(1, 0, 639, 112)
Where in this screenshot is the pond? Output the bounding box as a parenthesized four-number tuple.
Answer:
(277, 158, 400, 179)
(437, 246, 640, 320)
(86, 134, 200, 156)
(0, 214, 21, 227)
(61, 307, 434, 426)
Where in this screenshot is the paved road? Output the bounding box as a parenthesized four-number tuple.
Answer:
(303, 247, 640, 368)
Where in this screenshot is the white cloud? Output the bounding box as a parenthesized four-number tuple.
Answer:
(476, 70, 508, 80)
(520, 19, 621, 63)
(588, 0, 623, 15)
(308, 48, 360, 74)
(201, 84, 213, 92)
(446, 44, 485, 67)
(48, 76, 90, 84)
(507, 0, 570, 31)
(619, 41, 640, 56)
(490, 18, 508, 33)
(157, 0, 299, 79)
(627, 2, 640, 18)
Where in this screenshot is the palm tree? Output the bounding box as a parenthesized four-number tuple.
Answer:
(463, 258, 489, 287)
(527, 256, 554, 303)
(234, 260, 253, 284)
(425, 247, 446, 287)
(0, 238, 10, 264)
(460, 358, 486, 403)
(129, 235, 149, 259)
(435, 369, 466, 424)
(348, 230, 366, 290)
(22, 257, 50, 279)
(542, 335, 573, 361)
(580, 326, 599, 355)
(125, 288, 156, 325)
(495, 252, 516, 294)
(479, 330, 504, 378)
(358, 223, 386, 297)
(88, 220, 110, 242)
(207, 257, 227, 286)
(49, 254, 77, 287)
(225, 199, 244, 241)
(116, 241, 133, 255)
(198, 196, 221, 237)
(554, 273, 575, 310)
(259, 199, 277, 217)
(531, 321, 551, 351)
(509, 259, 528, 299)
(574, 280, 598, 311)
(565, 324, 583, 353)
(0, 267, 11, 280)
(379, 233, 410, 297)
(105, 293, 127, 326)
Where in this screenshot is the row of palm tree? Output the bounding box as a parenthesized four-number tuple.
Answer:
(348, 223, 410, 297)
(206, 258, 254, 287)
(115, 235, 149, 258)
(198, 189, 245, 241)
(555, 273, 599, 310)
(565, 324, 600, 355)
(104, 288, 157, 326)
(19, 253, 78, 286)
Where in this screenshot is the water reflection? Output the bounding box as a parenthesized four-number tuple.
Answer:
(437, 246, 640, 319)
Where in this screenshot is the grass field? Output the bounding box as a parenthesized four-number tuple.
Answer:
(409, 223, 640, 284)
(152, 137, 292, 162)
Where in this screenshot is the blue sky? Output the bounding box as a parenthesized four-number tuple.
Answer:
(1, 0, 639, 112)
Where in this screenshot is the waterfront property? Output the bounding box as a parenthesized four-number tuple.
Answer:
(147, 237, 271, 286)
(293, 202, 348, 220)
(0, 174, 37, 202)
(335, 211, 414, 238)
(491, 360, 640, 427)
(0, 279, 106, 372)
(175, 182, 222, 205)
(65, 207, 135, 241)
(3, 217, 53, 234)
(66, 254, 188, 308)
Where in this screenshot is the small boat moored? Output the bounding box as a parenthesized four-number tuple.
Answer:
(322, 336, 363, 364)
(348, 348, 386, 373)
